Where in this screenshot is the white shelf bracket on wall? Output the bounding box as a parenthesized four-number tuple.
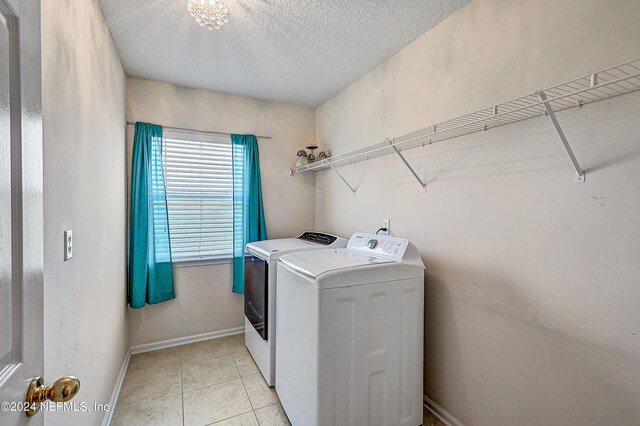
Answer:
(328, 162, 357, 193)
(388, 138, 427, 191)
(537, 90, 586, 183)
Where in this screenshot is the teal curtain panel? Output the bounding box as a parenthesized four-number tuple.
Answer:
(232, 134, 268, 294)
(129, 122, 175, 308)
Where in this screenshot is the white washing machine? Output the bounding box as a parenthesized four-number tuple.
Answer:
(276, 232, 425, 426)
(244, 232, 347, 386)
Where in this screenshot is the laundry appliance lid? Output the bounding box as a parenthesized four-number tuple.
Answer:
(279, 248, 423, 289)
(278, 232, 425, 289)
(246, 232, 347, 260)
(279, 248, 395, 279)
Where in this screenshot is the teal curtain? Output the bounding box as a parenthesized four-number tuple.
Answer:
(129, 122, 175, 308)
(232, 134, 267, 294)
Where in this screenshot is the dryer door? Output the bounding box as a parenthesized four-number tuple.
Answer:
(244, 255, 269, 340)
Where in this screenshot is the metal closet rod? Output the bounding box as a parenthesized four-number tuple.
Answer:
(126, 121, 271, 140)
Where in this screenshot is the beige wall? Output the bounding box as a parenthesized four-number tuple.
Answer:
(41, 0, 127, 425)
(126, 78, 316, 347)
(314, 0, 640, 425)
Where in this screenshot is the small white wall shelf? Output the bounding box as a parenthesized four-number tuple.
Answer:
(290, 58, 640, 192)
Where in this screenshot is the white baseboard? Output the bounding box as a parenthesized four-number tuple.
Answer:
(423, 395, 465, 426)
(102, 349, 131, 426)
(129, 326, 245, 354)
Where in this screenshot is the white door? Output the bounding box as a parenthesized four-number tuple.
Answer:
(0, 0, 45, 423)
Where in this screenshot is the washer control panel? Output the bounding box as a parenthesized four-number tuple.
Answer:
(347, 233, 409, 260)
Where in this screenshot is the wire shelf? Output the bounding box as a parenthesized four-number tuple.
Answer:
(290, 58, 640, 185)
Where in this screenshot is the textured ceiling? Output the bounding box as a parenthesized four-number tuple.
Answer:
(98, 0, 469, 107)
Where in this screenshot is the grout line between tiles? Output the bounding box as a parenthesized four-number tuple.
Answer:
(258, 401, 281, 409)
(238, 359, 257, 411)
(126, 363, 181, 375)
(183, 374, 242, 394)
(204, 407, 256, 426)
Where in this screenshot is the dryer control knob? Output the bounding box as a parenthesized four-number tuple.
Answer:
(367, 239, 378, 249)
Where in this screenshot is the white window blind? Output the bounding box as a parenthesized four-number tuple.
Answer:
(161, 130, 234, 263)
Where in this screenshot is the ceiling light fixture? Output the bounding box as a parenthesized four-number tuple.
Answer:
(187, 0, 229, 30)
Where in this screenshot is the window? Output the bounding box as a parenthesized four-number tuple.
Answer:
(160, 130, 234, 263)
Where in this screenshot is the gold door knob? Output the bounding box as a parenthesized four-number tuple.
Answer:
(25, 376, 80, 417)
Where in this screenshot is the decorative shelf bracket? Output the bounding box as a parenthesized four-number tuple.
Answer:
(328, 162, 357, 193)
(388, 139, 427, 191)
(537, 90, 586, 183)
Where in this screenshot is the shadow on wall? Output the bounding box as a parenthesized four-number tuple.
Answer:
(424, 265, 640, 426)
(326, 92, 640, 193)
(424, 273, 470, 420)
(417, 95, 640, 186)
(290, 171, 316, 193)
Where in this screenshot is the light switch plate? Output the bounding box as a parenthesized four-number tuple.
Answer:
(64, 230, 72, 261)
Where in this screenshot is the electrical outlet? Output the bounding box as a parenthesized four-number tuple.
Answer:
(64, 230, 72, 261)
(381, 219, 390, 235)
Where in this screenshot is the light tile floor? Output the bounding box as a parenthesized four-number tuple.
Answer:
(112, 333, 441, 426)
(112, 333, 290, 426)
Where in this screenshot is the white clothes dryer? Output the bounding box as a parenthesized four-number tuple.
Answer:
(244, 232, 347, 386)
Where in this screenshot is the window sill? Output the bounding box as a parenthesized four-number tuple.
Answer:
(172, 257, 233, 268)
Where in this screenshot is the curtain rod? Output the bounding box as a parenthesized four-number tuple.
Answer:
(126, 121, 271, 140)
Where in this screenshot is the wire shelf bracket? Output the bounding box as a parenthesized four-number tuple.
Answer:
(328, 162, 357, 193)
(537, 90, 585, 183)
(290, 163, 357, 193)
(388, 138, 427, 191)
